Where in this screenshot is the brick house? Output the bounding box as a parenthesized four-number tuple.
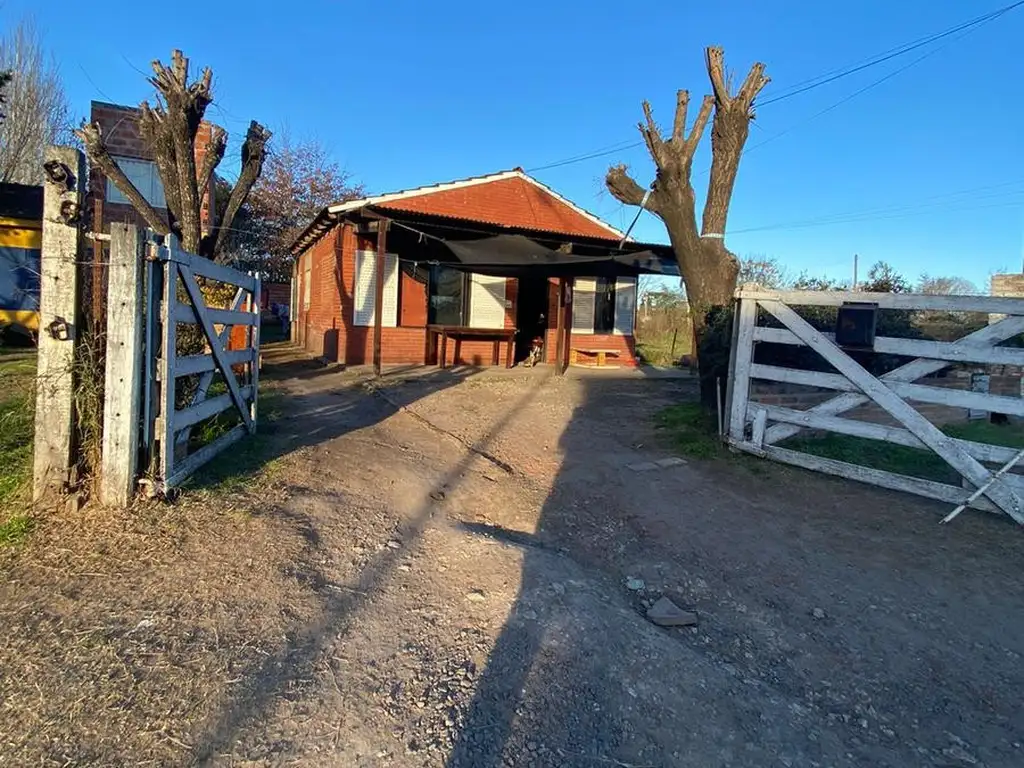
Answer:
(289, 169, 675, 369)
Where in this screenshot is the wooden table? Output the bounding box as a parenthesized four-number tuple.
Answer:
(426, 325, 516, 368)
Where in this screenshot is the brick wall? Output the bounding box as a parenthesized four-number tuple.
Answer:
(297, 228, 639, 366)
(86, 101, 219, 235)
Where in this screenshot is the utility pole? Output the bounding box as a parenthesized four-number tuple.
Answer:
(852, 253, 859, 291)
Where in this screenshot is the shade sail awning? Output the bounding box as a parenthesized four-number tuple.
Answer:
(442, 234, 678, 278)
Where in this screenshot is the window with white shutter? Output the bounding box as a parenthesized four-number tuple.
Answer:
(468, 274, 506, 328)
(572, 278, 596, 333)
(613, 277, 636, 335)
(353, 250, 398, 327)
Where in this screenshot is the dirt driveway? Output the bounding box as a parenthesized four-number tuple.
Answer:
(3, 345, 1023, 767)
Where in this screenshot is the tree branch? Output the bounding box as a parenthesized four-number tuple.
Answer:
(137, 100, 182, 234)
(639, 100, 668, 169)
(605, 164, 657, 215)
(671, 90, 689, 143)
(737, 61, 770, 114)
(684, 94, 715, 154)
(148, 50, 214, 253)
(705, 46, 730, 106)
(700, 51, 770, 237)
(197, 125, 226, 200)
(74, 121, 169, 235)
(209, 120, 271, 262)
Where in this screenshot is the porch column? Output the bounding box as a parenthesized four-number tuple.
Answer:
(555, 277, 573, 375)
(373, 219, 389, 376)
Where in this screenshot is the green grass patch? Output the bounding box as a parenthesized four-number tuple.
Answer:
(0, 514, 33, 547)
(636, 330, 692, 367)
(780, 419, 1024, 483)
(654, 403, 723, 459)
(184, 390, 286, 493)
(0, 350, 37, 514)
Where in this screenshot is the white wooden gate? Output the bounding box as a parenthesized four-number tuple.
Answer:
(725, 287, 1024, 524)
(147, 236, 260, 491)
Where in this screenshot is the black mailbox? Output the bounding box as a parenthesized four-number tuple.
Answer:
(835, 302, 878, 349)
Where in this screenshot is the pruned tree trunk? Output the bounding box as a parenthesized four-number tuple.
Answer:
(606, 46, 768, 408)
(74, 49, 271, 265)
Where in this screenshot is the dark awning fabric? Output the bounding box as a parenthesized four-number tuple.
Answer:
(442, 234, 678, 278)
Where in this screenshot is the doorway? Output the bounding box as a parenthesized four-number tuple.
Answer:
(514, 276, 550, 364)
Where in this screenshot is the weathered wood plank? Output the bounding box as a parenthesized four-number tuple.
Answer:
(33, 146, 86, 501)
(174, 349, 254, 377)
(178, 266, 253, 431)
(739, 444, 1002, 515)
(762, 315, 1024, 444)
(751, 364, 1024, 416)
(162, 241, 257, 293)
(99, 225, 144, 507)
(756, 403, 1023, 464)
(173, 386, 254, 431)
(759, 300, 1024, 523)
(249, 274, 261, 433)
(726, 298, 757, 441)
(173, 303, 256, 326)
(163, 423, 247, 490)
(751, 407, 768, 448)
(751, 363, 855, 391)
(141, 256, 161, 475)
(754, 325, 1024, 366)
(158, 262, 178, 481)
(736, 287, 1024, 314)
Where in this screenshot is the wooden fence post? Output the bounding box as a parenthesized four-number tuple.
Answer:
(726, 297, 757, 442)
(33, 146, 86, 501)
(99, 225, 144, 506)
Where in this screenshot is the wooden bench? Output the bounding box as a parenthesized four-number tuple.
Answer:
(426, 324, 516, 368)
(570, 347, 620, 367)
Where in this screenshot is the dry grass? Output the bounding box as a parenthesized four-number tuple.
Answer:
(0, 451, 318, 765)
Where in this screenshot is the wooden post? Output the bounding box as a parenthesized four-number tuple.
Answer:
(141, 247, 162, 476)
(726, 297, 757, 442)
(33, 146, 86, 501)
(554, 278, 573, 375)
(373, 219, 389, 376)
(250, 273, 261, 432)
(99, 225, 145, 506)
(158, 252, 178, 484)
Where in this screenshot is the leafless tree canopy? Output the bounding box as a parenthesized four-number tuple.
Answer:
(738, 254, 788, 289)
(222, 134, 364, 280)
(0, 19, 72, 184)
(75, 50, 271, 264)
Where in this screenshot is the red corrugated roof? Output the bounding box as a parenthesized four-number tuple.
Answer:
(359, 171, 622, 239)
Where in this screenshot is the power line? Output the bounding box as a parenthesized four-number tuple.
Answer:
(758, 0, 1024, 106)
(525, 1, 1022, 174)
(727, 180, 1024, 235)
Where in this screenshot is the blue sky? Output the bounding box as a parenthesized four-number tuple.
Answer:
(7, 0, 1023, 289)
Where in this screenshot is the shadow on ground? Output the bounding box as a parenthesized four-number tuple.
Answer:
(441, 375, 1024, 767)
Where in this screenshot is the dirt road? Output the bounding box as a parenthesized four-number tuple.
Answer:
(2, 346, 1022, 767)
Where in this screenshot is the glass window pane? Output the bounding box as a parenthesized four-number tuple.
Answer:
(429, 266, 464, 325)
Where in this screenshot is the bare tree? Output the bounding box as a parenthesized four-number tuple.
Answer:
(224, 134, 363, 280)
(75, 50, 271, 264)
(738, 254, 788, 288)
(918, 274, 977, 295)
(0, 18, 72, 184)
(605, 47, 768, 400)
